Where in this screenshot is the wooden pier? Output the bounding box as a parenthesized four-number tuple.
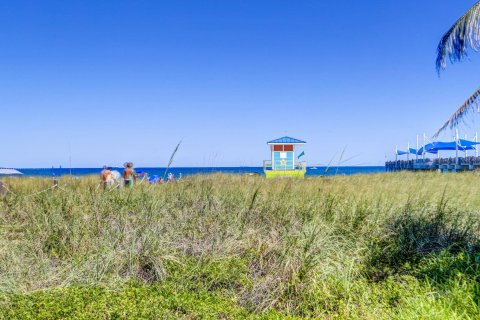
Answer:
(386, 157, 480, 172)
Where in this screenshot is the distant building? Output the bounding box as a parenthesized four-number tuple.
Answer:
(263, 136, 307, 178)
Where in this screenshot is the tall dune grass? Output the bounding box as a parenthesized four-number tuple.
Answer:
(0, 172, 479, 319)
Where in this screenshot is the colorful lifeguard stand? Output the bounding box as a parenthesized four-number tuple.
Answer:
(263, 136, 307, 178)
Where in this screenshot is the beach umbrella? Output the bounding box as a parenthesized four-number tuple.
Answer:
(0, 168, 22, 175)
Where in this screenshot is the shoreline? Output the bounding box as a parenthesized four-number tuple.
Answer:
(3, 166, 386, 178)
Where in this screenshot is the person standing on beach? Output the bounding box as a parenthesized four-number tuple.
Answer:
(100, 165, 113, 190)
(123, 162, 136, 187)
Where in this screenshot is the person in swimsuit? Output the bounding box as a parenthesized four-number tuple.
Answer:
(100, 165, 113, 190)
(123, 162, 136, 187)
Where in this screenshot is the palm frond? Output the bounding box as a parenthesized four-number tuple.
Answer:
(436, 1, 480, 72)
(434, 86, 480, 137)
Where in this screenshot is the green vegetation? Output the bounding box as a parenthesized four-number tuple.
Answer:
(0, 172, 479, 319)
(435, 1, 480, 135)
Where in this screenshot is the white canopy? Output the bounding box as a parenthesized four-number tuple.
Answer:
(0, 168, 23, 175)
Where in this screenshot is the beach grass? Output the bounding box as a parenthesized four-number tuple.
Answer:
(0, 172, 479, 319)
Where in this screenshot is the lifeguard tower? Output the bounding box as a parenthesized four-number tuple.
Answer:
(263, 136, 307, 178)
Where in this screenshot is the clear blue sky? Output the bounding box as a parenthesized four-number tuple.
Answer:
(2, 0, 479, 167)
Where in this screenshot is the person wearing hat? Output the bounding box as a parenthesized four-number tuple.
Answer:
(123, 162, 137, 187)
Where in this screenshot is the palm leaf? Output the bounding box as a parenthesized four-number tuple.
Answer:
(434, 86, 480, 137)
(436, 1, 480, 72)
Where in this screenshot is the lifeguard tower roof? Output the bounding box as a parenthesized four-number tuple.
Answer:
(267, 136, 306, 145)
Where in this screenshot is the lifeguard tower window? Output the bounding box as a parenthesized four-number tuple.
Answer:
(273, 145, 294, 152)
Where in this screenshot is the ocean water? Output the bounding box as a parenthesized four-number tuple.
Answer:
(13, 166, 385, 178)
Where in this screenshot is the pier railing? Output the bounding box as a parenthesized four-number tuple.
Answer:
(386, 157, 480, 172)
